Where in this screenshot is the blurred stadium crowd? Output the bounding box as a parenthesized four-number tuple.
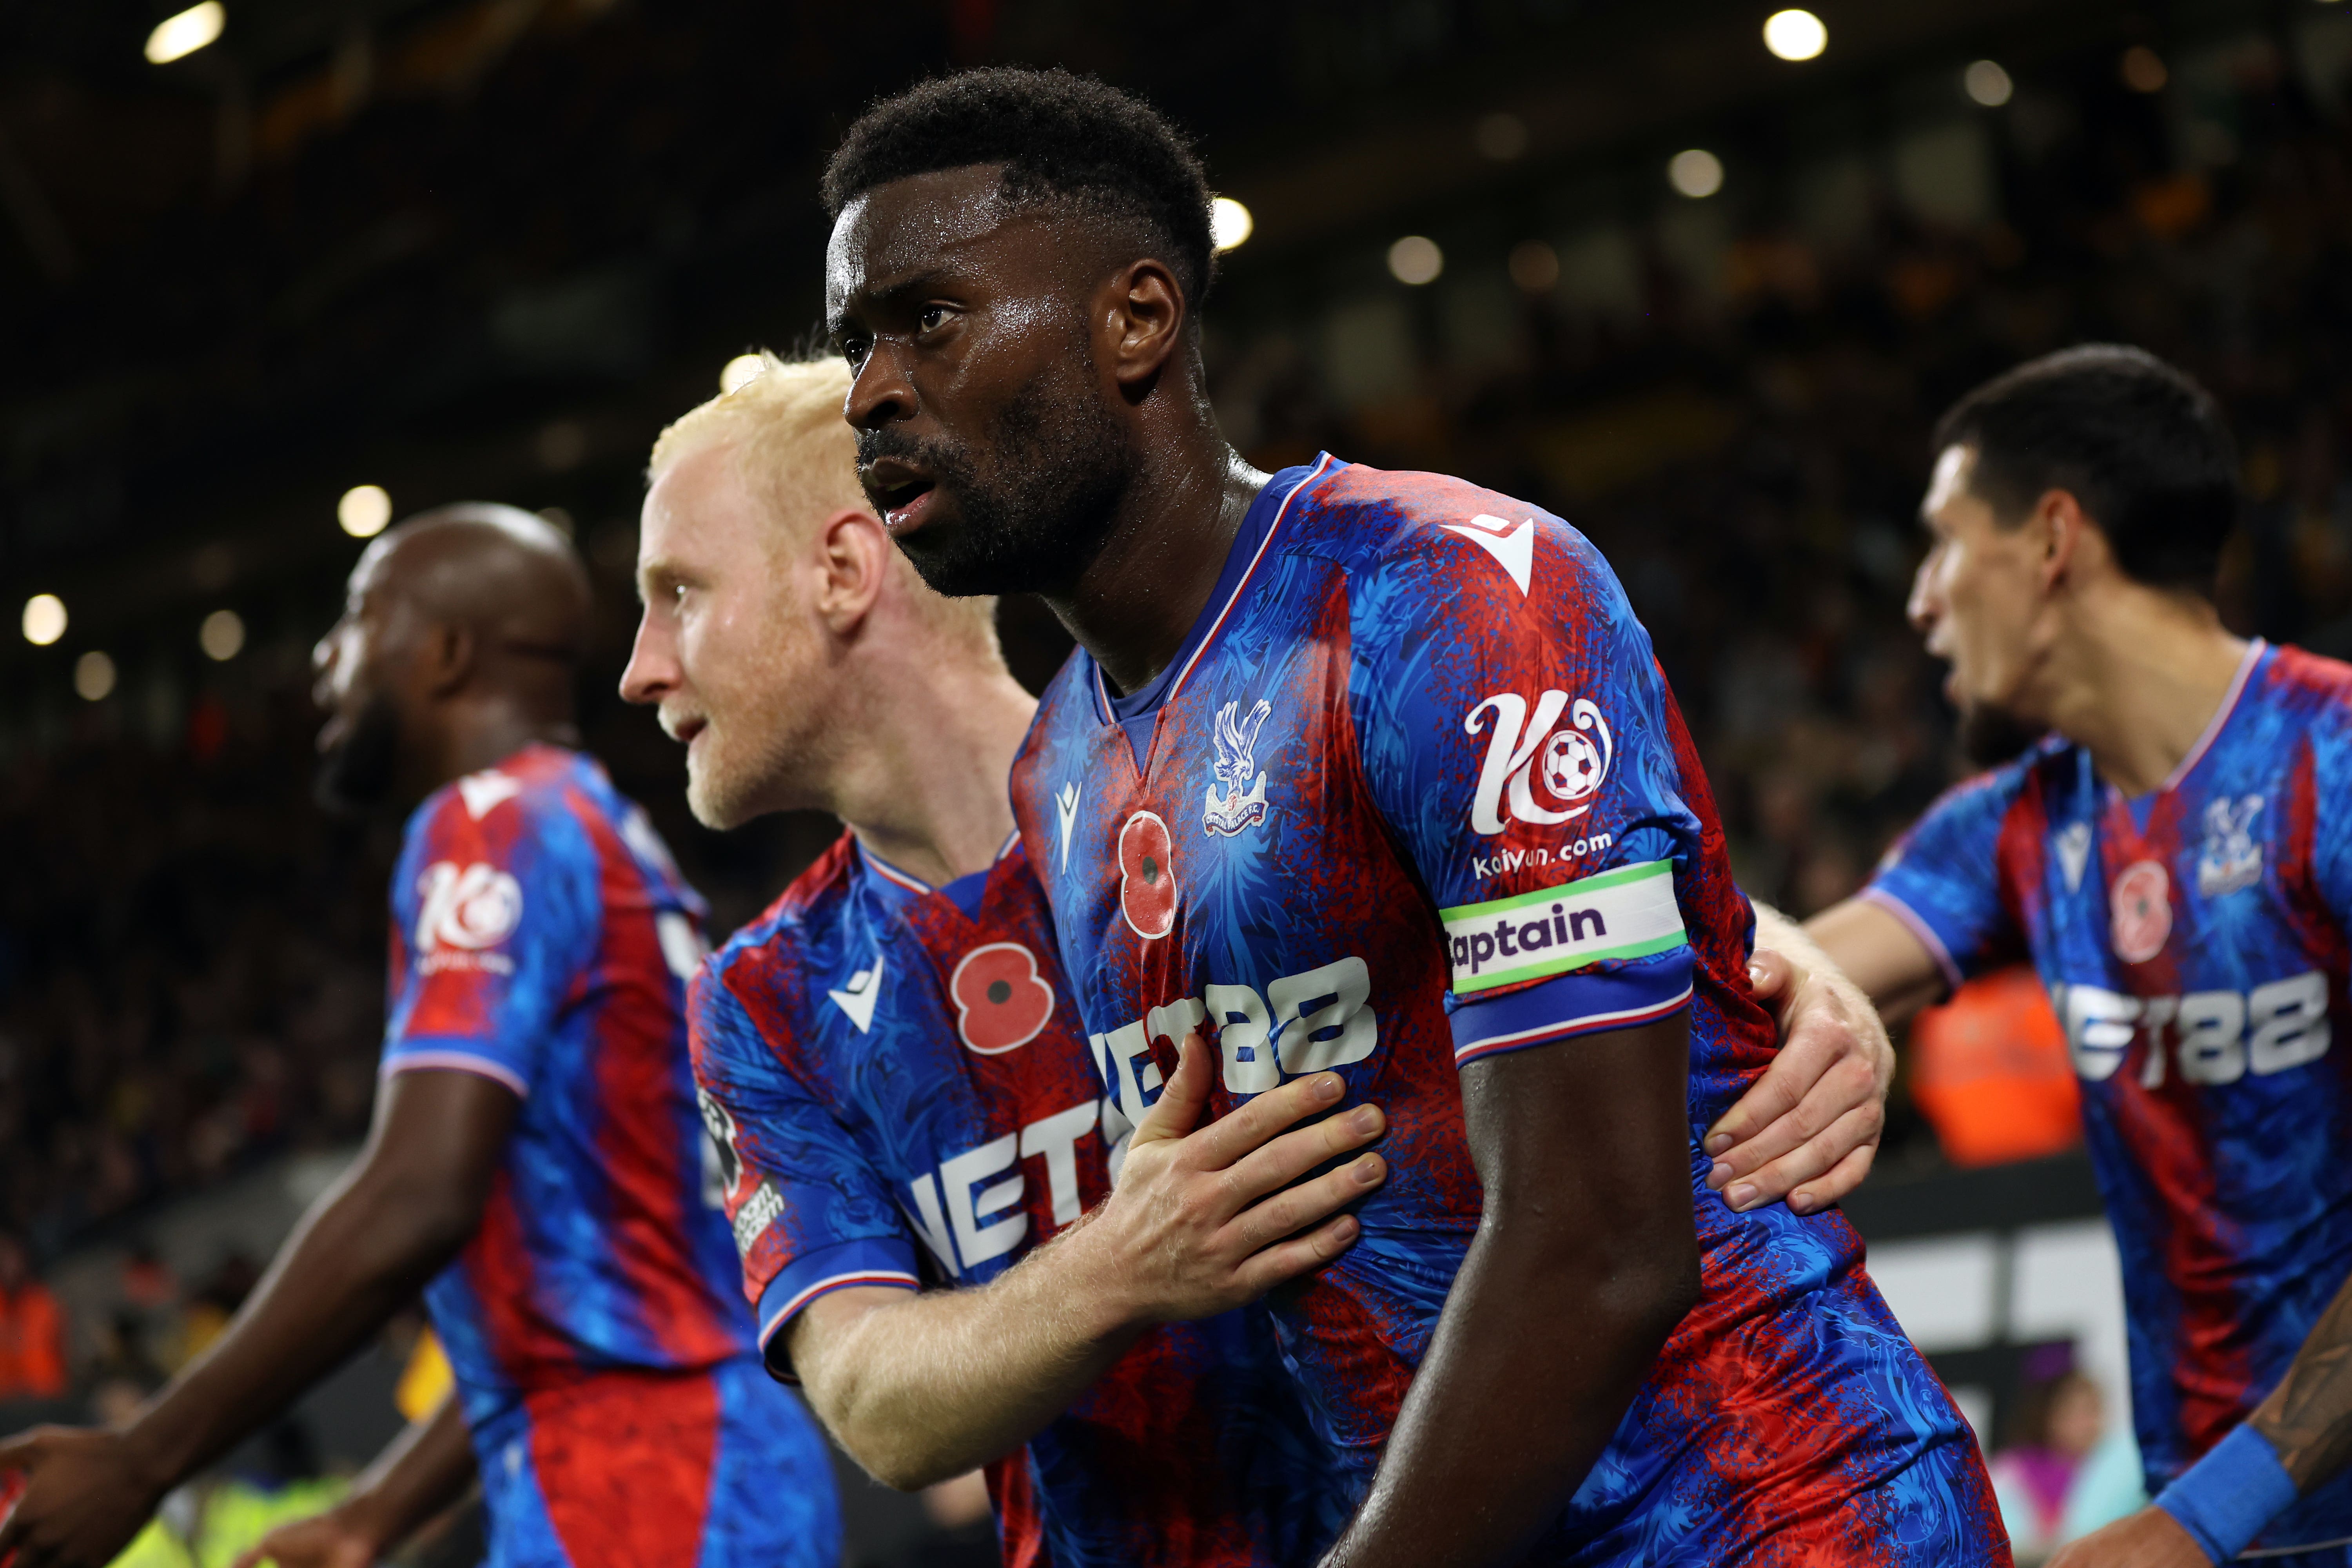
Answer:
(2, 8, 2349, 1535)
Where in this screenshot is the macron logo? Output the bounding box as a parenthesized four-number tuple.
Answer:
(457, 771, 524, 820)
(829, 955, 885, 1033)
(1440, 514, 1534, 597)
(1056, 782, 1082, 873)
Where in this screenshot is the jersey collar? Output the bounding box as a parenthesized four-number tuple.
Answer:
(2156, 637, 2266, 794)
(851, 831, 1019, 920)
(1088, 452, 1338, 772)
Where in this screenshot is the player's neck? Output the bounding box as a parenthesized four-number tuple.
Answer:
(408, 701, 577, 802)
(829, 644, 1038, 889)
(2038, 586, 2249, 798)
(1045, 425, 1268, 696)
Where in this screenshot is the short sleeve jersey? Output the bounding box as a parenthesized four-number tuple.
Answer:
(690, 832, 1350, 1568)
(1867, 641, 2352, 1553)
(383, 744, 751, 1413)
(1009, 457, 1999, 1561)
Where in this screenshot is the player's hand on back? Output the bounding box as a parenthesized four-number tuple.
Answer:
(0, 1423, 169, 1568)
(1700, 947, 1892, 1215)
(1075, 1033, 1385, 1322)
(230, 1500, 387, 1568)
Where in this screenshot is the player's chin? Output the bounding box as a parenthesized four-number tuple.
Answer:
(683, 755, 753, 832)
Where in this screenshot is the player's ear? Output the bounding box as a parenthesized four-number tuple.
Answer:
(2035, 488, 2092, 593)
(419, 621, 477, 697)
(1102, 259, 1186, 394)
(814, 508, 892, 636)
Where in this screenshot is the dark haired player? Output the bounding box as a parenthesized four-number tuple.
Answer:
(821, 67, 2005, 1565)
(1731, 346, 2352, 1566)
(0, 507, 837, 1568)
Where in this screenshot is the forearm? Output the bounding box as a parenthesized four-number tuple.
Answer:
(2252, 1268, 2352, 1488)
(1798, 899, 1945, 1024)
(1323, 1214, 1698, 1568)
(120, 1166, 472, 1490)
(334, 1394, 477, 1553)
(797, 1216, 1143, 1488)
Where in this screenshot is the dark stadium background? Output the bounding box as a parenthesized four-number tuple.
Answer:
(3, 0, 2347, 1561)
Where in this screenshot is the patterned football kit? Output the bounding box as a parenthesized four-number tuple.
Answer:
(1871, 641, 2352, 1561)
(1008, 456, 2008, 1563)
(381, 744, 837, 1568)
(691, 832, 1352, 1567)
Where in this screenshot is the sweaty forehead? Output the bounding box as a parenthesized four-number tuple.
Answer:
(826, 164, 1021, 312)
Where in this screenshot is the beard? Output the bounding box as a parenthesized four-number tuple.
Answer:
(314, 693, 401, 817)
(1956, 698, 2046, 768)
(860, 355, 1134, 599)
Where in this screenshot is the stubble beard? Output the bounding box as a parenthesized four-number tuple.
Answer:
(862, 356, 1135, 600)
(314, 693, 401, 817)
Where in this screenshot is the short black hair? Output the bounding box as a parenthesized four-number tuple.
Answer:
(1933, 344, 2239, 592)
(822, 67, 1217, 311)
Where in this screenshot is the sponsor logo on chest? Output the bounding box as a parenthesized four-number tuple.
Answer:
(2057, 971, 2329, 1086)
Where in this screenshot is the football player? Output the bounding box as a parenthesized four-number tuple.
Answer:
(818, 67, 2005, 1565)
(0, 507, 837, 1568)
(1740, 346, 2352, 1568)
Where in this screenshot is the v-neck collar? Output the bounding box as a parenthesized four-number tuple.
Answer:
(852, 831, 1019, 921)
(1087, 454, 1336, 777)
(2100, 637, 2267, 831)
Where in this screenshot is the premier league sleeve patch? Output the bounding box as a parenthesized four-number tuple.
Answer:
(1442, 860, 1686, 995)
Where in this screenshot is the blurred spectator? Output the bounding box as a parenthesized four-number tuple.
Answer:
(1906, 969, 2081, 1168)
(1989, 1348, 2120, 1558)
(0, 1231, 66, 1398)
(176, 1253, 261, 1369)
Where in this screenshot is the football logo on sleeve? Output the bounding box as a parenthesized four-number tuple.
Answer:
(1464, 691, 1613, 834)
(1117, 811, 1179, 938)
(948, 943, 1057, 1054)
(416, 861, 524, 951)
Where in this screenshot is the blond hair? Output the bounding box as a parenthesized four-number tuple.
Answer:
(650, 353, 1000, 653)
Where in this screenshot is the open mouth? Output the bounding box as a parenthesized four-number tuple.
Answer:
(864, 459, 939, 532)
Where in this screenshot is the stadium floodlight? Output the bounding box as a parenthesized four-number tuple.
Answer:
(200, 609, 245, 662)
(1668, 149, 1724, 199)
(75, 651, 116, 702)
(339, 483, 392, 538)
(720, 354, 766, 394)
(1508, 240, 1560, 294)
(2120, 46, 2168, 93)
(22, 593, 65, 646)
(1965, 60, 2015, 108)
(1762, 10, 1826, 62)
(1210, 196, 1254, 253)
(145, 2, 225, 65)
(1387, 235, 1443, 286)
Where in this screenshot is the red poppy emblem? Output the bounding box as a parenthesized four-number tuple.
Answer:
(2110, 859, 2172, 964)
(948, 942, 1056, 1055)
(1117, 811, 1178, 939)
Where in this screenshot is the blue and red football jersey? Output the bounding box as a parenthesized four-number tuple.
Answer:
(1008, 457, 2006, 1563)
(690, 831, 1351, 1568)
(383, 743, 837, 1566)
(1869, 641, 2352, 1554)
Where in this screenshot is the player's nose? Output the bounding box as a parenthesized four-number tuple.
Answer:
(844, 343, 915, 432)
(618, 617, 675, 705)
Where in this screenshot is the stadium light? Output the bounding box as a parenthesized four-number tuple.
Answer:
(1965, 60, 2015, 108)
(1211, 196, 1254, 253)
(200, 609, 245, 662)
(2120, 46, 2168, 93)
(720, 354, 766, 394)
(1387, 235, 1443, 286)
(1762, 10, 1826, 62)
(1668, 149, 1724, 199)
(75, 651, 116, 702)
(339, 484, 392, 538)
(145, 2, 225, 65)
(22, 593, 65, 646)
(1508, 240, 1559, 294)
